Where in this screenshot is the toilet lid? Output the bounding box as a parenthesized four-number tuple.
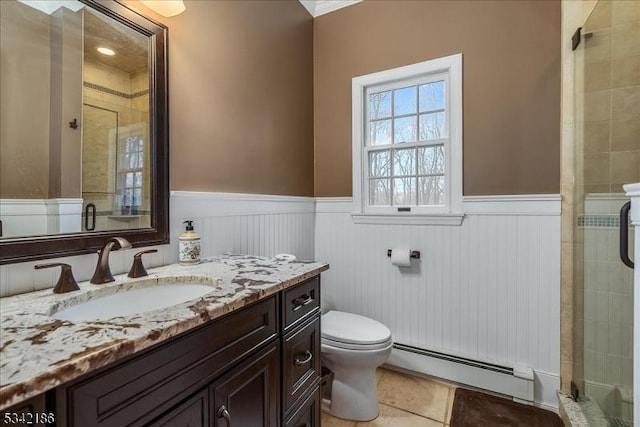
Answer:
(322, 311, 391, 345)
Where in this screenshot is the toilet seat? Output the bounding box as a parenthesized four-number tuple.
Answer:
(322, 311, 392, 350)
(322, 336, 393, 351)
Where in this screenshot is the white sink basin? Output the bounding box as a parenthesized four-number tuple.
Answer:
(51, 284, 214, 321)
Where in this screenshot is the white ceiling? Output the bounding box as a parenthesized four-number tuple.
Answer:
(16, 0, 84, 15)
(298, 0, 362, 17)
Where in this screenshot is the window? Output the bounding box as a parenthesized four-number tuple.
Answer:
(352, 54, 463, 225)
(117, 135, 144, 211)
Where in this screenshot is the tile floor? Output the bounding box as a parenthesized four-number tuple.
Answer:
(322, 367, 456, 427)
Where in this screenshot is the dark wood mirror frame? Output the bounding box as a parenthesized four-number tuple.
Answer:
(0, 0, 169, 265)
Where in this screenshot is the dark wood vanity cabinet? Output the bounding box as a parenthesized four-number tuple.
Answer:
(56, 296, 278, 427)
(210, 342, 280, 427)
(143, 342, 280, 427)
(283, 385, 321, 427)
(281, 275, 321, 426)
(148, 388, 209, 427)
(39, 275, 322, 427)
(282, 316, 321, 416)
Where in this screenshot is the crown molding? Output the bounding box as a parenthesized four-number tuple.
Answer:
(298, 0, 363, 17)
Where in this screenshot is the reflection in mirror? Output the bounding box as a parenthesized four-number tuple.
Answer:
(0, 0, 151, 239)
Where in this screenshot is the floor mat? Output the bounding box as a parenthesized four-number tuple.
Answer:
(450, 388, 564, 427)
(606, 416, 633, 427)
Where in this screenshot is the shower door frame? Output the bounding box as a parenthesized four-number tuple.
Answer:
(627, 183, 639, 427)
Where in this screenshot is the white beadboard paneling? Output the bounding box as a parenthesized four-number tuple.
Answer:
(0, 245, 173, 297)
(0, 198, 83, 238)
(170, 191, 315, 261)
(315, 195, 561, 407)
(0, 192, 315, 297)
(1, 191, 562, 407)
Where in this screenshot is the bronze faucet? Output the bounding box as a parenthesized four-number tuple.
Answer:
(128, 249, 158, 278)
(90, 237, 132, 284)
(34, 263, 80, 294)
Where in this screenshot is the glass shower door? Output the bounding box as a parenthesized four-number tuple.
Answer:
(574, 1, 638, 425)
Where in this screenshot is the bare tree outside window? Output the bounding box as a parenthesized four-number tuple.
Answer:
(366, 79, 447, 207)
(117, 135, 144, 213)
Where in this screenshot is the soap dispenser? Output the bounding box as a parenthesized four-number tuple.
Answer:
(179, 220, 201, 265)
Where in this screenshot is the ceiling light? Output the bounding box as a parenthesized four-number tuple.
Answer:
(140, 0, 186, 17)
(97, 47, 116, 56)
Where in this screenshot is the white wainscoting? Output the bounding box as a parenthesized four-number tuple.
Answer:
(315, 195, 562, 409)
(0, 198, 83, 238)
(1, 191, 561, 408)
(169, 191, 316, 263)
(0, 192, 316, 297)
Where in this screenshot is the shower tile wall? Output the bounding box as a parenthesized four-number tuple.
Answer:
(581, 1, 640, 195)
(582, 196, 634, 417)
(82, 59, 151, 231)
(574, 2, 639, 420)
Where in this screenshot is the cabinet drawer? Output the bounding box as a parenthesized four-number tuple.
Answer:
(282, 276, 319, 331)
(60, 296, 277, 427)
(284, 385, 320, 427)
(282, 315, 321, 416)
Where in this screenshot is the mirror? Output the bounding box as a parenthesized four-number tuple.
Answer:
(0, 0, 169, 264)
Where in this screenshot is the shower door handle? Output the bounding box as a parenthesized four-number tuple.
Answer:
(619, 201, 634, 269)
(85, 203, 96, 231)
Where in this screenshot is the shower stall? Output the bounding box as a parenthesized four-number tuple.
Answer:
(572, 1, 639, 426)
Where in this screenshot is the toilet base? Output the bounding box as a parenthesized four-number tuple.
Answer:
(321, 365, 380, 421)
(320, 310, 393, 422)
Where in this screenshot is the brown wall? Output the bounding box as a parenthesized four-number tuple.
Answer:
(49, 7, 83, 198)
(314, 0, 561, 196)
(132, 0, 314, 196)
(0, 1, 51, 199)
(0, 2, 83, 200)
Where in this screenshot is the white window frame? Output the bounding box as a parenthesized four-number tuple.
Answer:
(351, 54, 463, 225)
(116, 123, 146, 210)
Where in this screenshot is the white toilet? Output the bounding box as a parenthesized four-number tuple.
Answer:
(321, 310, 393, 421)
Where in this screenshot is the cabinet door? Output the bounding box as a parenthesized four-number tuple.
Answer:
(283, 386, 320, 427)
(211, 342, 280, 427)
(59, 296, 277, 427)
(148, 389, 208, 427)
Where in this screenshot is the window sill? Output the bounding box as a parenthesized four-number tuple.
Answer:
(351, 213, 464, 226)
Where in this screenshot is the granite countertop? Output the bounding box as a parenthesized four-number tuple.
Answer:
(0, 254, 329, 410)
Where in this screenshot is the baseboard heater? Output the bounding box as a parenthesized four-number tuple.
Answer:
(388, 343, 535, 404)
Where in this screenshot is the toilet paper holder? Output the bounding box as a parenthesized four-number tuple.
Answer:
(387, 249, 421, 259)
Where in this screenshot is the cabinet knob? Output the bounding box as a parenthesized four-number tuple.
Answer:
(294, 350, 313, 366)
(291, 294, 313, 311)
(217, 405, 231, 426)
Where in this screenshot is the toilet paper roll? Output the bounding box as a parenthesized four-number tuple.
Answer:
(390, 248, 412, 267)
